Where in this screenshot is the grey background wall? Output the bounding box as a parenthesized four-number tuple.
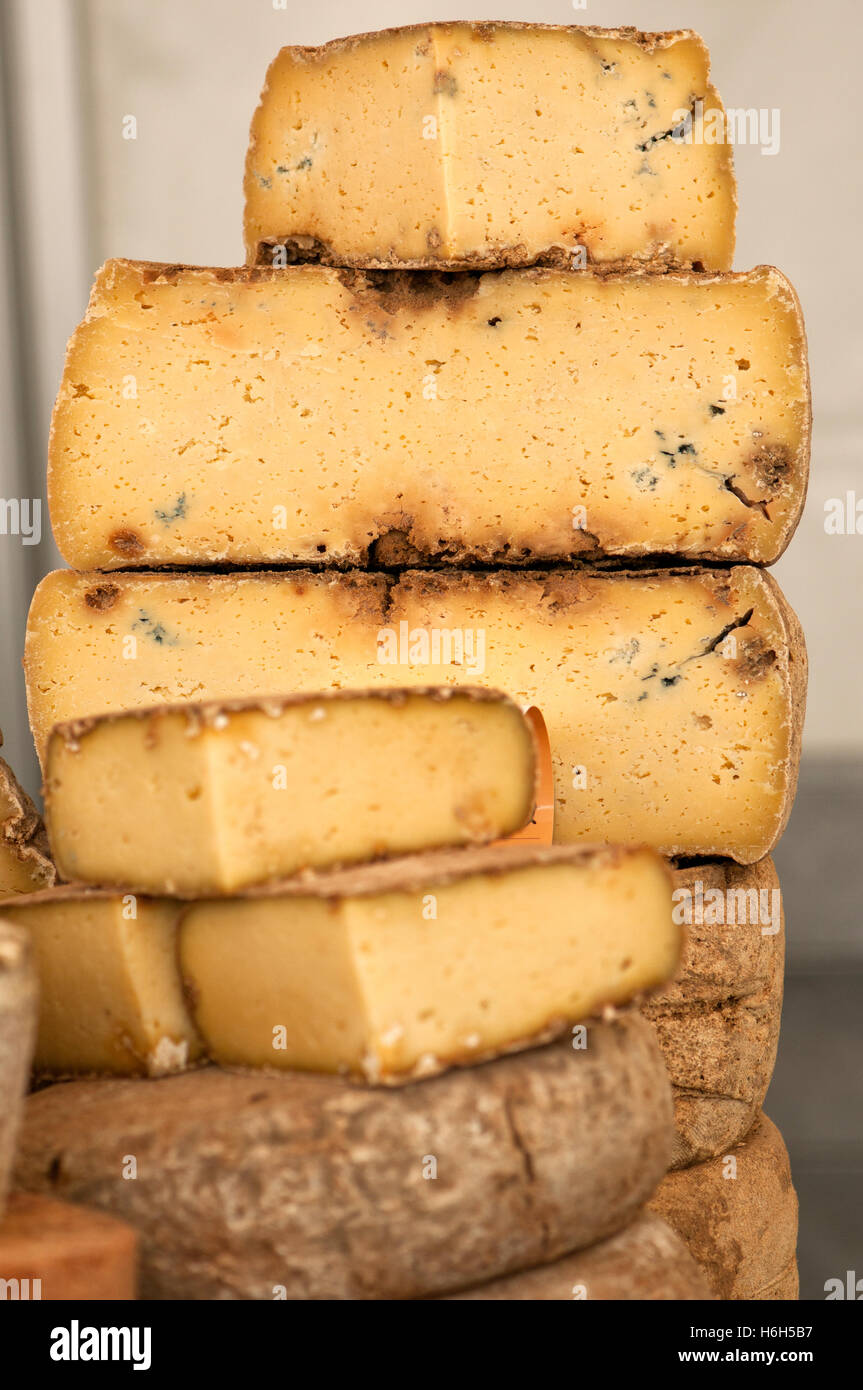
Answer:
(0, 0, 861, 1294)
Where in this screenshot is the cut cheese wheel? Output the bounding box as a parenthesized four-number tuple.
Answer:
(49, 261, 808, 569)
(643, 857, 784, 1168)
(244, 22, 736, 271)
(26, 566, 806, 862)
(0, 1192, 137, 1300)
(178, 844, 678, 1083)
(4, 846, 677, 1084)
(0, 924, 36, 1214)
(649, 1113, 799, 1299)
(443, 1212, 712, 1300)
(0, 754, 55, 898)
(0, 889, 201, 1077)
(44, 689, 536, 893)
(14, 1014, 674, 1299)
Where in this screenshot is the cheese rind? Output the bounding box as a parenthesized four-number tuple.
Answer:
(649, 1113, 798, 1299)
(15, 1015, 674, 1299)
(0, 890, 201, 1076)
(0, 924, 37, 1215)
(26, 566, 806, 862)
(644, 857, 784, 1168)
(45, 689, 536, 894)
(0, 755, 55, 898)
(444, 1213, 712, 1300)
(49, 260, 808, 569)
(178, 844, 679, 1083)
(0, 1193, 137, 1300)
(244, 22, 736, 270)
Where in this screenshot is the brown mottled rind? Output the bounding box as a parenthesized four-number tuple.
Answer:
(15, 1014, 674, 1300)
(644, 858, 784, 1168)
(0, 923, 37, 1215)
(443, 1212, 713, 1300)
(0, 753, 56, 894)
(648, 1113, 799, 1300)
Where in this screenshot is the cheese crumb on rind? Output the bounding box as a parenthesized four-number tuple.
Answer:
(178, 843, 680, 1084)
(25, 565, 806, 862)
(48, 260, 808, 569)
(44, 688, 537, 895)
(244, 22, 736, 271)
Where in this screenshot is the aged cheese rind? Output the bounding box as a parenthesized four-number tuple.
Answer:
(178, 844, 678, 1083)
(0, 889, 201, 1076)
(26, 566, 806, 862)
(244, 22, 736, 271)
(648, 1113, 799, 1300)
(49, 260, 808, 569)
(644, 857, 784, 1168)
(444, 1212, 712, 1300)
(0, 753, 55, 897)
(15, 1014, 674, 1299)
(0, 924, 37, 1215)
(45, 688, 536, 894)
(0, 1192, 137, 1300)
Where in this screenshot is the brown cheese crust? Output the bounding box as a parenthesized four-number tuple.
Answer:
(649, 1112, 799, 1300)
(15, 1014, 674, 1299)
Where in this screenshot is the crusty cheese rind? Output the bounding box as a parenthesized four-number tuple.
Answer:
(24, 565, 805, 862)
(648, 1112, 799, 1300)
(244, 22, 736, 271)
(48, 259, 808, 569)
(44, 687, 537, 893)
(0, 922, 37, 1215)
(443, 1212, 712, 1300)
(14, 1014, 675, 1299)
(0, 754, 56, 897)
(644, 857, 785, 1168)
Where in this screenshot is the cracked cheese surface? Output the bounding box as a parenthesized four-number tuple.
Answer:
(244, 22, 736, 270)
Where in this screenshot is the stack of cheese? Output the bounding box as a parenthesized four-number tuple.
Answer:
(9, 21, 809, 1300)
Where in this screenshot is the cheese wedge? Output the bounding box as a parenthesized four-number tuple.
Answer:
(0, 889, 200, 1076)
(0, 754, 55, 898)
(44, 689, 536, 894)
(16, 1015, 673, 1298)
(244, 22, 736, 270)
(26, 566, 806, 862)
(0, 923, 36, 1214)
(48, 260, 808, 569)
(178, 844, 678, 1083)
